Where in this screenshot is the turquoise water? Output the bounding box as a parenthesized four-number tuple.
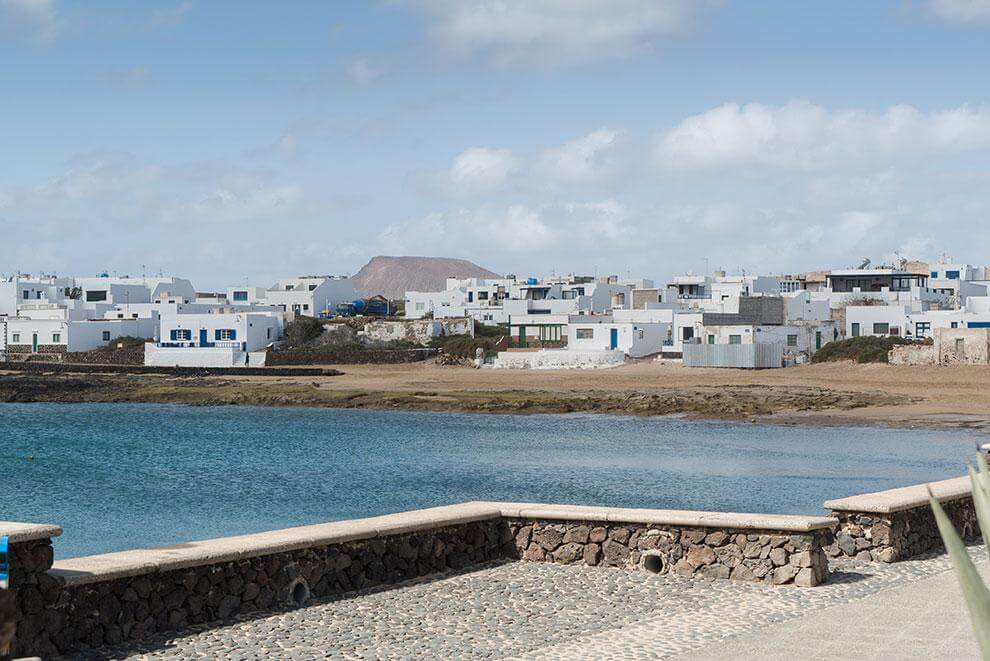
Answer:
(0, 403, 978, 558)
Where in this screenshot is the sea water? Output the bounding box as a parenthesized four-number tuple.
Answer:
(0, 402, 977, 558)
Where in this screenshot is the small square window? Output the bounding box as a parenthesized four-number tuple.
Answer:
(787, 334, 798, 347)
(12, 333, 20, 343)
(52, 333, 61, 342)
(729, 334, 742, 344)
(102, 331, 111, 341)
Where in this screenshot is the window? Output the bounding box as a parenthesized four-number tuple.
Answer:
(915, 322, 931, 338)
(873, 323, 889, 335)
(232, 291, 249, 302)
(171, 329, 192, 341)
(22, 290, 29, 299)
(787, 334, 798, 347)
(102, 331, 111, 341)
(415, 302, 425, 310)
(216, 329, 236, 341)
(478, 291, 489, 300)
(575, 328, 594, 339)
(267, 328, 271, 339)
(52, 333, 61, 343)
(707, 334, 715, 344)
(851, 323, 861, 337)
(86, 290, 108, 302)
(302, 304, 309, 311)
(682, 327, 694, 341)
(308, 284, 317, 291)
(729, 335, 742, 345)
(952, 322, 959, 329)
(539, 325, 562, 342)
(11, 333, 20, 343)
(946, 270, 960, 280)
(931, 271, 939, 278)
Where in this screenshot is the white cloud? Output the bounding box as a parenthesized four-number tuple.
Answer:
(654, 101, 990, 171)
(537, 128, 625, 185)
(445, 147, 521, 194)
(346, 57, 388, 85)
(0, 0, 60, 42)
(404, 0, 696, 65)
(930, 0, 990, 22)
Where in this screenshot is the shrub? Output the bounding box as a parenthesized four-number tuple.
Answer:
(811, 335, 918, 364)
(282, 316, 325, 348)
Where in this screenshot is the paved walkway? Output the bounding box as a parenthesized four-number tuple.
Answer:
(80, 548, 984, 660)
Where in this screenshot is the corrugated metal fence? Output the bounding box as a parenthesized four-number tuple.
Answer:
(682, 342, 783, 369)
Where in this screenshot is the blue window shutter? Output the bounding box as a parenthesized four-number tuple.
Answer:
(215, 329, 221, 340)
(170, 329, 177, 341)
(230, 329, 236, 340)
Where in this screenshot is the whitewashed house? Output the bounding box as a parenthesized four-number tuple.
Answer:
(2, 316, 155, 354)
(145, 310, 283, 367)
(566, 316, 669, 358)
(265, 276, 356, 318)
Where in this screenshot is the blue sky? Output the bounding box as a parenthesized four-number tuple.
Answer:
(1, 0, 989, 288)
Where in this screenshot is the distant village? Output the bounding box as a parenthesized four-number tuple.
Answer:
(1, 256, 988, 369)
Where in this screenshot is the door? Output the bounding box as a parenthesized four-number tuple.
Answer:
(816, 331, 822, 350)
(199, 329, 208, 346)
(609, 328, 618, 350)
(31, 333, 38, 353)
(518, 326, 526, 348)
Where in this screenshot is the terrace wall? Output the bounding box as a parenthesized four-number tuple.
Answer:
(2, 503, 838, 657)
(825, 476, 978, 562)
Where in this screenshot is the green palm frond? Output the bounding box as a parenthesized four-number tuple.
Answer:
(930, 455, 990, 659)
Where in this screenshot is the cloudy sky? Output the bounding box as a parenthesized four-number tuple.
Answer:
(2, 0, 989, 288)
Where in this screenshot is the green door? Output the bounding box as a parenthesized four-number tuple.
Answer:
(815, 331, 822, 350)
(32, 333, 38, 353)
(518, 325, 526, 348)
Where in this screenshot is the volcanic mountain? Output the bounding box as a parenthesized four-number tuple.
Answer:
(351, 255, 501, 299)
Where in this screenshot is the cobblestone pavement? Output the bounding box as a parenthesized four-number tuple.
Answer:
(79, 547, 984, 660)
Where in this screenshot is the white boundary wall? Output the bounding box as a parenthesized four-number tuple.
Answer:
(493, 349, 624, 370)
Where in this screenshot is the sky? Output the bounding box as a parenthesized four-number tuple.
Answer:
(1, 0, 989, 289)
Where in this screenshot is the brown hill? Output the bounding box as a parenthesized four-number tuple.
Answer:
(352, 256, 501, 299)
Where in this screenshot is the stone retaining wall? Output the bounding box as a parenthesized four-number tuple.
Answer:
(0, 528, 60, 658)
(11, 512, 507, 658)
(2, 503, 840, 657)
(825, 476, 977, 563)
(266, 347, 439, 365)
(506, 519, 831, 587)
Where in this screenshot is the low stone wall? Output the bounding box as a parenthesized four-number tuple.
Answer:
(266, 347, 439, 365)
(9, 505, 507, 657)
(824, 476, 977, 562)
(495, 504, 833, 587)
(2, 502, 839, 657)
(0, 524, 61, 658)
(0, 361, 337, 378)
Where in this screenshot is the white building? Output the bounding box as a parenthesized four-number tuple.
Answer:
(566, 316, 669, 358)
(846, 300, 990, 339)
(146, 310, 283, 367)
(264, 276, 356, 317)
(2, 316, 156, 354)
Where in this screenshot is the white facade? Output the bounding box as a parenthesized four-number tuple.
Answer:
(846, 302, 990, 339)
(265, 276, 356, 317)
(566, 317, 669, 358)
(3, 317, 156, 353)
(148, 311, 282, 367)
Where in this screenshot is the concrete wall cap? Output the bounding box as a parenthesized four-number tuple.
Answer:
(824, 475, 970, 514)
(477, 502, 836, 532)
(50, 503, 502, 586)
(0, 521, 62, 543)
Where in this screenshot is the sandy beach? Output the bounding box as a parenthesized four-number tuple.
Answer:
(4, 360, 986, 431)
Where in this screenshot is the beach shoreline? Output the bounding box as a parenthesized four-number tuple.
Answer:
(2, 360, 988, 433)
